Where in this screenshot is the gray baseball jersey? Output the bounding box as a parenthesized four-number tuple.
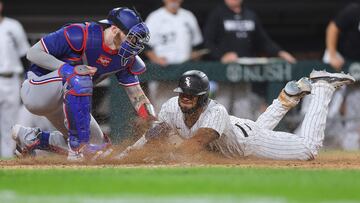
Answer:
(158, 82, 335, 160)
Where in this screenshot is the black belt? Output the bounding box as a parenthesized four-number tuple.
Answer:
(235, 123, 252, 137)
(0, 73, 14, 78)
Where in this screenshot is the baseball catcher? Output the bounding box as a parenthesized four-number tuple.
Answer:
(12, 7, 156, 160)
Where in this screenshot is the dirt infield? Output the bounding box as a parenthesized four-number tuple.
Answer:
(1, 150, 360, 169)
(4, 119, 359, 170)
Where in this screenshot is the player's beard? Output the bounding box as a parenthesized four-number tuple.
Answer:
(178, 99, 199, 114)
(180, 106, 195, 114)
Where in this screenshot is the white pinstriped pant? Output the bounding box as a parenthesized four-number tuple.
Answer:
(235, 82, 335, 160)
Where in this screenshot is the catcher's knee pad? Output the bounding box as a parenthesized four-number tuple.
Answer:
(66, 74, 93, 96)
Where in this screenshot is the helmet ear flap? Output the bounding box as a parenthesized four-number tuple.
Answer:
(197, 91, 209, 108)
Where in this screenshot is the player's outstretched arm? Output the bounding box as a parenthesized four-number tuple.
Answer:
(176, 128, 219, 155)
(114, 121, 172, 160)
(124, 84, 157, 120)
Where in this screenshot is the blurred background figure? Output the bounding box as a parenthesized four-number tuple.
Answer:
(311, 2, 360, 150)
(327, 85, 360, 150)
(204, 0, 296, 64)
(296, 85, 360, 151)
(0, 0, 30, 158)
(203, 0, 297, 119)
(144, 0, 204, 112)
(324, 2, 360, 71)
(327, 2, 360, 150)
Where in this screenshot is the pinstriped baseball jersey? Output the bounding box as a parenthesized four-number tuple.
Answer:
(158, 82, 336, 160)
(158, 96, 249, 157)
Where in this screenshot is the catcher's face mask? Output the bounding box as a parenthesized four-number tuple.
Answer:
(118, 22, 149, 66)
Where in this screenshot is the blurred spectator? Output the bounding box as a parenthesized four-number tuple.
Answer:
(204, 0, 296, 64)
(0, 0, 30, 158)
(324, 2, 360, 71)
(203, 0, 296, 119)
(296, 85, 360, 150)
(313, 2, 360, 150)
(144, 0, 204, 112)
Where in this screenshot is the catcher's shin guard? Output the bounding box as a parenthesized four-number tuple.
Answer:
(64, 74, 93, 151)
(65, 95, 92, 150)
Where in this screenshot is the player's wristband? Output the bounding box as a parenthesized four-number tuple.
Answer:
(137, 103, 156, 120)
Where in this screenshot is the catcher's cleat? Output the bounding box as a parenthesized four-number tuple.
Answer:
(67, 149, 84, 161)
(12, 124, 41, 157)
(278, 77, 312, 109)
(310, 70, 355, 89)
(66, 142, 113, 162)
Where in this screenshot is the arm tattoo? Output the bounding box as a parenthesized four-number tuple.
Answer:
(133, 94, 147, 108)
(124, 84, 150, 110)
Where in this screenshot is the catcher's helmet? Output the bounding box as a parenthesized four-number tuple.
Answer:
(100, 7, 142, 33)
(100, 7, 150, 66)
(174, 70, 210, 113)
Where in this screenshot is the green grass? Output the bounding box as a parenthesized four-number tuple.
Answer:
(0, 167, 360, 202)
